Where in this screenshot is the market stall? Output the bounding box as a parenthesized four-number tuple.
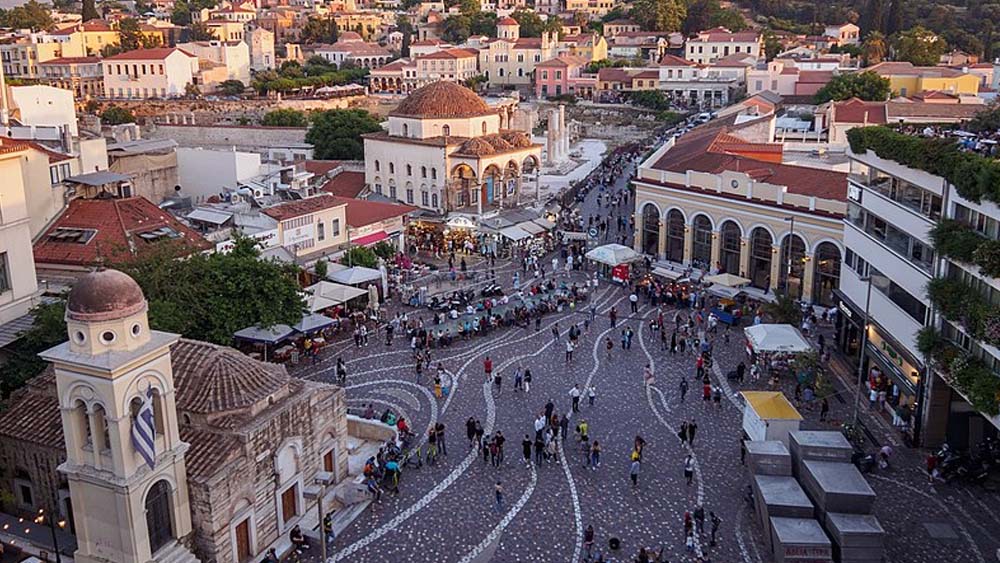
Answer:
(303, 281, 368, 313)
(744, 324, 815, 384)
(740, 391, 803, 446)
(585, 243, 642, 283)
(331, 266, 383, 286)
(233, 324, 295, 362)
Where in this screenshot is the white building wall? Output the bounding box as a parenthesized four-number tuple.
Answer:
(9, 85, 78, 136)
(176, 147, 262, 201)
(0, 152, 41, 324)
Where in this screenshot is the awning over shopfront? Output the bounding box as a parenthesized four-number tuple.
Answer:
(352, 230, 389, 246)
(518, 221, 546, 235)
(744, 324, 812, 353)
(532, 218, 556, 230)
(704, 273, 751, 288)
(707, 285, 745, 299)
(500, 225, 531, 241)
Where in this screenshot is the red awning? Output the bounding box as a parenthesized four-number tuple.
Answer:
(352, 230, 388, 246)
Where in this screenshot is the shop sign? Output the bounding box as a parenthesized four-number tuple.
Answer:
(284, 223, 314, 246)
(847, 184, 862, 202)
(838, 301, 853, 319)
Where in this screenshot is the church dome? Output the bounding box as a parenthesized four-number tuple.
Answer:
(171, 340, 289, 415)
(391, 81, 495, 119)
(67, 269, 146, 322)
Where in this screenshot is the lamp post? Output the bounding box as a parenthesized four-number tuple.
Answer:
(783, 216, 795, 294)
(851, 274, 874, 427)
(34, 508, 67, 563)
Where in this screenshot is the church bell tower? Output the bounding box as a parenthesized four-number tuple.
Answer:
(40, 270, 197, 563)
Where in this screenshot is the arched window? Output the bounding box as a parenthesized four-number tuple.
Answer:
(813, 242, 841, 306)
(431, 168, 437, 180)
(421, 166, 427, 178)
(406, 164, 412, 176)
(389, 162, 394, 174)
(374, 160, 380, 172)
(442, 124, 451, 136)
(145, 481, 174, 555)
(779, 234, 807, 299)
(402, 123, 408, 137)
(665, 210, 685, 262)
(691, 215, 712, 268)
(749, 228, 773, 290)
(74, 400, 92, 449)
(719, 221, 742, 275)
(431, 193, 439, 208)
(481, 121, 487, 134)
(641, 204, 660, 256)
(92, 404, 111, 453)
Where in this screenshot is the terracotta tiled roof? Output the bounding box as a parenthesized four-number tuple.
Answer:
(303, 160, 343, 175)
(497, 16, 518, 25)
(0, 368, 63, 449)
(38, 56, 101, 65)
(1, 137, 73, 163)
(33, 196, 212, 267)
(597, 67, 631, 82)
(390, 81, 494, 119)
(320, 171, 366, 198)
(833, 98, 887, 124)
(418, 48, 477, 60)
(798, 70, 834, 84)
(658, 54, 696, 66)
(513, 38, 543, 49)
(171, 339, 290, 415)
(410, 39, 449, 46)
(886, 101, 983, 120)
(649, 116, 846, 202)
(263, 194, 345, 221)
(180, 426, 244, 481)
(536, 54, 588, 68)
(329, 196, 415, 227)
(105, 47, 194, 60)
(867, 61, 966, 78)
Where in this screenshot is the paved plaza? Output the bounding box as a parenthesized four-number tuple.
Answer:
(289, 158, 1000, 563)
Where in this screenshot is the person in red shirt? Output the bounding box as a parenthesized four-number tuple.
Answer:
(703, 382, 712, 403)
(484, 356, 493, 383)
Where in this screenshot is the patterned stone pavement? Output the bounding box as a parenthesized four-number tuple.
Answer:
(286, 154, 1000, 562)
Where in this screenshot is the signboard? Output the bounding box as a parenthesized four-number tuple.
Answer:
(847, 183, 862, 202)
(215, 229, 278, 254)
(284, 223, 314, 247)
(588, 227, 599, 239)
(611, 264, 629, 284)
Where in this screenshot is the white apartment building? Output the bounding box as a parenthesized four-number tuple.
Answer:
(0, 142, 41, 326)
(684, 27, 762, 65)
(839, 131, 1000, 448)
(103, 47, 198, 99)
(177, 40, 251, 84)
(0, 31, 86, 79)
(658, 54, 749, 107)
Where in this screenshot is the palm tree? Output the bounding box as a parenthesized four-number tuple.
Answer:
(862, 31, 887, 66)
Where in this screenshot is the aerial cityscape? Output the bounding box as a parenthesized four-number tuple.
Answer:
(0, 0, 998, 561)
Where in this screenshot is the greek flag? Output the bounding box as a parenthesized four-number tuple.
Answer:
(131, 386, 156, 470)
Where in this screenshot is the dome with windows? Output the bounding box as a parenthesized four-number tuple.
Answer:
(67, 269, 147, 322)
(390, 81, 495, 119)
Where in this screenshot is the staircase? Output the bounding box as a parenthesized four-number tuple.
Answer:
(154, 540, 200, 563)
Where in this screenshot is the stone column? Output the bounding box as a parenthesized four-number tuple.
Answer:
(558, 104, 568, 158)
(657, 221, 667, 261)
(683, 226, 694, 265)
(476, 184, 483, 215)
(633, 224, 642, 251)
(739, 237, 751, 278)
(710, 230, 721, 272)
(802, 253, 816, 304)
(769, 245, 782, 293)
(546, 109, 558, 164)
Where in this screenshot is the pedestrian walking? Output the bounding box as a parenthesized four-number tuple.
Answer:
(629, 292, 638, 313)
(609, 307, 617, 328)
(514, 367, 523, 392)
(523, 368, 532, 393)
(522, 435, 532, 466)
(569, 384, 582, 412)
(494, 481, 504, 511)
(820, 397, 830, 421)
(694, 505, 705, 535)
(587, 385, 596, 406)
(630, 458, 640, 488)
(590, 440, 601, 470)
(565, 340, 575, 362)
(678, 421, 689, 444)
(484, 356, 493, 383)
(467, 417, 477, 449)
(605, 337, 614, 359)
(436, 422, 447, 456)
(709, 512, 722, 546)
(680, 377, 689, 402)
(552, 322, 561, 341)
(494, 370, 503, 395)
(684, 455, 695, 485)
(687, 419, 698, 445)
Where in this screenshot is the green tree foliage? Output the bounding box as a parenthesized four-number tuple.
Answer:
(262, 108, 309, 127)
(469, 11, 498, 37)
(218, 79, 245, 96)
(82, 0, 99, 20)
(115, 236, 304, 345)
(762, 292, 802, 325)
(861, 31, 888, 65)
(170, 0, 217, 25)
(968, 102, 1000, 134)
(0, 300, 68, 399)
(300, 15, 339, 45)
(342, 246, 379, 268)
(186, 20, 215, 41)
(102, 17, 161, 55)
(511, 9, 560, 37)
(762, 29, 783, 61)
(892, 26, 947, 66)
(372, 241, 397, 260)
(315, 258, 329, 279)
(628, 90, 672, 111)
(629, 0, 686, 32)
(100, 105, 136, 125)
(0, 0, 53, 31)
(813, 71, 891, 103)
(441, 14, 472, 43)
(303, 55, 336, 76)
(684, 0, 746, 34)
(397, 14, 413, 57)
(251, 65, 368, 95)
(305, 109, 382, 160)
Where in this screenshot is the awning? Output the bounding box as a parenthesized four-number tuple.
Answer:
(532, 218, 556, 230)
(741, 391, 803, 420)
(585, 243, 642, 266)
(499, 225, 531, 241)
(652, 267, 683, 280)
(352, 230, 388, 246)
(744, 324, 812, 353)
(233, 324, 295, 344)
(64, 170, 130, 186)
(304, 281, 367, 311)
(186, 208, 232, 225)
(518, 221, 546, 235)
(293, 313, 336, 334)
(704, 273, 751, 288)
(707, 285, 745, 299)
(330, 266, 382, 285)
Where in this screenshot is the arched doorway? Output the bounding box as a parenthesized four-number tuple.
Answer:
(145, 480, 174, 555)
(779, 234, 807, 299)
(641, 204, 660, 256)
(749, 227, 773, 290)
(666, 210, 685, 262)
(719, 221, 741, 274)
(449, 164, 477, 210)
(813, 242, 841, 306)
(691, 214, 712, 268)
(482, 164, 502, 206)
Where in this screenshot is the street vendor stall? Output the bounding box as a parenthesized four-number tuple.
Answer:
(331, 266, 383, 286)
(303, 281, 368, 313)
(741, 391, 803, 446)
(233, 324, 295, 362)
(585, 243, 642, 283)
(745, 324, 812, 354)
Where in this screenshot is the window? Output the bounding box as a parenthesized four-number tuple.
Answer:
(332, 219, 340, 236)
(406, 164, 412, 176)
(406, 189, 414, 204)
(431, 193, 439, 208)
(847, 202, 934, 272)
(375, 160, 380, 172)
(402, 124, 408, 136)
(389, 183, 397, 198)
(542, 71, 548, 80)
(421, 166, 427, 178)
(389, 163, 395, 174)
(442, 124, 450, 136)
(317, 222, 325, 241)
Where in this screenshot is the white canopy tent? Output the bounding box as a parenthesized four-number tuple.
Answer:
(499, 225, 531, 241)
(292, 313, 335, 334)
(744, 324, 812, 354)
(585, 243, 642, 267)
(330, 266, 382, 286)
(703, 273, 751, 287)
(303, 281, 367, 312)
(652, 266, 684, 281)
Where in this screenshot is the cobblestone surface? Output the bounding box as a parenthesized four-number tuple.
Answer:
(286, 155, 1000, 563)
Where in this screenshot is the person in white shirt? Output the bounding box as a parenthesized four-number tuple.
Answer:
(569, 384, 581, 412)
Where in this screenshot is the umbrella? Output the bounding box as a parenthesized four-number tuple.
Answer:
(303, 281, 367, 312)
(744, 324, 811, 353)
(330, 266, 382, 285)
(292, 313, 335, 334)
(703, 273, 751, 287)
(585, 243, 642, 267)
(233, 324, 294, 344)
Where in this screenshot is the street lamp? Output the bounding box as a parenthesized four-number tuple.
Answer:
(34, 508, 67, 563)
(783, 216, 795, 294)
(851, 274, 874, 427)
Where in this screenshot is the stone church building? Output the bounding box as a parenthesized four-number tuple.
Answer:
(0, 269, 349, 562)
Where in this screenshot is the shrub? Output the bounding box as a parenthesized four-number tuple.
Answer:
(930, 219, 985, 263)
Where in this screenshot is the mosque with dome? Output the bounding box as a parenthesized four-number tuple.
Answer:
(363, 81, 543, 217)
(0, 270, 350, 563)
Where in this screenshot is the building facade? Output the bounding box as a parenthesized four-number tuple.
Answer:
(684, 27, 763, 65)
(0, 144, 41, 326)
(478, 18, 558, 90)
(263, 194, 350, 259)
(36, 56, 105, 98)
(103, 48, 198, 99)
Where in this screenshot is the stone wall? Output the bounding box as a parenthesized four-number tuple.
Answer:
(145, 123, 308, 151)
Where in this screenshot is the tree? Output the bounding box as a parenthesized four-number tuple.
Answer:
(0, 300, 68, 399)
(0, 0, 53, 31)
(968, 103, 1000, 134)
(115, 237, 305, 345)
(372, 241, 397, 260)
(342, 246, 379, 268)
(218, 79, 245, 96)
(397, 14, 413, 57)
(511, 9, 546, 37)
(315, 258, 329, 279)
(762, 292, 802, 325)
(304, 55, 336, 76)
(305, 109, 382, 160)
(184, 83, 201, 98)
(456, 0, 479, 15)
(300, 15, 338, 45)
(813, 71, 891, 103)
(762, 29, 783, 61)
(469, 11, 498, 37)
(861, 31, 887, 65)
(82, 0, 99, 21)
(892, 26, 947, 66)
(187, 21, 215, 41)
(100, 105, 136, 125)
(170, 0, 217, 25)
(628, 90, 671, 111)
(262, 108, 309, 127)
(441, 14, 472, 43)
(107, 17, 161, 55)
(629, 0, 686, 32)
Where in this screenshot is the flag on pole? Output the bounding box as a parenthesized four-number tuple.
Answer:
(131, 386, 157, 470)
